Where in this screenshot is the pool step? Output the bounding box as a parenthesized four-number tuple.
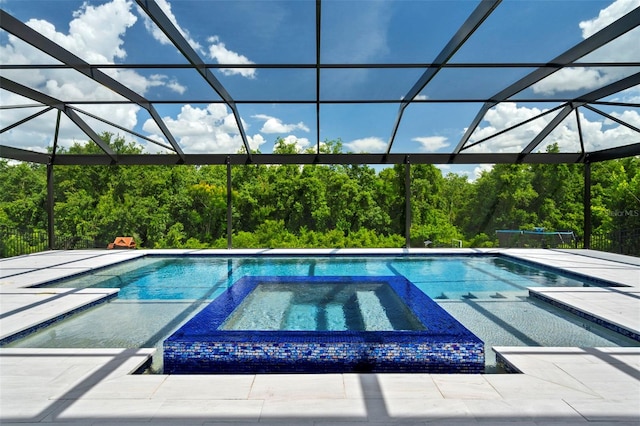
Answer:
(356, 291, 393, 331)
(436, 291, 519, 301)
(286, 303, 319, 330)
(222, 290, 293, 330)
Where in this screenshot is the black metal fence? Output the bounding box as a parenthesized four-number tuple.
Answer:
(0, 226, 48, 258)
(496, 230, 577, 249)
(590, 228, 640, 257)
(0, 226, 101, 258)
(2, 225, 638, 258)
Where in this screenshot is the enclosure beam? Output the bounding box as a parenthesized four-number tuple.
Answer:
(3, 148, 634, 167)
(518, 104, 575, 161)
(0, 9, 184, 160)
(0, 77, 116, 160)
(386, 0, 501, 154)
(0, 145, 50, 164)
(135, 0, 251, 161)
(453, 6, 640, 154)
(36, 152, 591, 166)
(589, 143, 640, 163)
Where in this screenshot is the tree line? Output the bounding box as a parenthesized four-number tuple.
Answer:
(1, 133, 638, 252)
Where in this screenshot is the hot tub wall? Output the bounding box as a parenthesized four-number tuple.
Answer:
(164, 338, 484, 374)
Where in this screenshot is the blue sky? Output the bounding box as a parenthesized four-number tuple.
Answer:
(1, 0, 639, 179)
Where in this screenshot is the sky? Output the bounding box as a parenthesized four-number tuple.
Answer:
(1, 0, 639, 180)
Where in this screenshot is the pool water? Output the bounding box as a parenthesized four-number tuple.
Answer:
(31, 255, 605, 300)
(220, 282, 427, 331)
(7, 255, 639, 373)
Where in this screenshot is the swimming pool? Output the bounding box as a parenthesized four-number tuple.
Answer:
(5, 254, 638, 373)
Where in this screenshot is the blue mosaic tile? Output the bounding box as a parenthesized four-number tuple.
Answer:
(164, 276, 484, 374)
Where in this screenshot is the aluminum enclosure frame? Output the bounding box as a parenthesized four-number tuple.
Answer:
(1, 0, 638, 166)
(1, 0, 639, 251)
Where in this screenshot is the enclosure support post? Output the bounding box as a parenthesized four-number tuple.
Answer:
(226, 157, 232, 249)
(583, 161, 591, 249)
(46, 110, 61, 251)
(47, 163, 55, 250)
(405, 157, 411, 248)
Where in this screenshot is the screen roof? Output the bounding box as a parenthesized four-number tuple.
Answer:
(1, 0, 639, 166)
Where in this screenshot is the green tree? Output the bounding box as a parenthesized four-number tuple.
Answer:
(592, 156, 640, 234)
(0, 161, 47, 229)
(463, 164, 538, 238)
(188, 182, 228, 242)
(530, 144, 583, 236)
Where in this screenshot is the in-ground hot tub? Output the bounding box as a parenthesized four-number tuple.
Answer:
(164, 276, 484, 374)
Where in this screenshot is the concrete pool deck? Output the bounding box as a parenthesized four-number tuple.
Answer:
(0, 248, 638, 424)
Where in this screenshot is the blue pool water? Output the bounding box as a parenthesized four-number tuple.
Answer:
(219, 282, 427, 331)
(7, 254, 638, 373)
(40, 255, 605, 301)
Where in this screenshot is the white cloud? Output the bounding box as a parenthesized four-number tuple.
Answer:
(413, 136, 449, 152)
(402, 94, 428, 101)
(253, 114, 309, 134)
(0, 0, 143, 149)
(467, 102, 639, 154)
(0, 0, 190, 153)
(473, 164, 494, 181)
(166, 79, 187, 95)
(146, 74, 187, 95)
(468, 1, 640, 155)
(138, 1, 256, 79)
(49, 0, 137, 63)
(143, 134, 172, 154)
(610, 86, 640, 104)
(248, 134, 266, 152)
(275, 135, 312, 153)
(10, 0, 136, 67)
(531, 68, 618, 96)
(609, 109, 640, 127)
(578, 109, 640, 151)
(344, 137, 387, 153)
(532, 0, 640, 95)
(466, 103, 550, 153)
(483, 103, 545, 130)
(0, 101, 78, 152)
(207, 36, 256, 79)
(579, 0, 640, 37)
(138, 0, 202, 52)
(142, 104, 267, 154)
